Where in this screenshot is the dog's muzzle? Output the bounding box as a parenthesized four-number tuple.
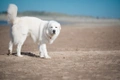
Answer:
(53, 30, 56, 34)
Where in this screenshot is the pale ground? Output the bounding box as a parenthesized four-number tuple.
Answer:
(0, 20, 120, 80)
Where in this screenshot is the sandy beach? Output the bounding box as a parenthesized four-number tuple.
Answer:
(0, 19, 120, 80)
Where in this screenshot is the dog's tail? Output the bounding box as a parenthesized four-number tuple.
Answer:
(7, 4, 18, 24)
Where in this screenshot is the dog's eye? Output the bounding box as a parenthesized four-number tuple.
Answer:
(50, 27, 53, 28)
(55, 27, 57, 28)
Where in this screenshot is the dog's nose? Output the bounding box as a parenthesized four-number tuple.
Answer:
(53, 30, 56, 34)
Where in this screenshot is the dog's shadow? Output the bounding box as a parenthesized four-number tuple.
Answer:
(12, 52, 39, 57)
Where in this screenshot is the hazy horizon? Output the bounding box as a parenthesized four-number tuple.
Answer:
(0, 0, 120, 18)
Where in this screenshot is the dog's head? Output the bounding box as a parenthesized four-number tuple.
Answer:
(47, 21, 61, 36)
(45, 21, 61, 44)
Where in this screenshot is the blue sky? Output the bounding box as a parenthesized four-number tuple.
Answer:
(0, 0, 120, 18)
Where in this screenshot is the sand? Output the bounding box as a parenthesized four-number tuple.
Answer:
(0, 22, 120, 80)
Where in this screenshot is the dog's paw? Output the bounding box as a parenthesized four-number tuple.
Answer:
(16, 54, 23, 57)
(45, 55, 51, 59)
(40, 55, 44, 58)
(7, 50, 12, 55)
(40, 56, 51, 59)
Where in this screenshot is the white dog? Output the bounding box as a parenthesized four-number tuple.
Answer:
(7, 4, 61, 58)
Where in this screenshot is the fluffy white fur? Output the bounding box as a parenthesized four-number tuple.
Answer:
(7, 4, 61, 58)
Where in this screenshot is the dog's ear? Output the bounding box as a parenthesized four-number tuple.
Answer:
(45, 23, 49, 34)
(47, 21, 53, 27)
(59, 24, 61, 30)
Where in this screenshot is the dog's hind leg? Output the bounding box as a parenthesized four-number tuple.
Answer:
(8, 41, 13, 55)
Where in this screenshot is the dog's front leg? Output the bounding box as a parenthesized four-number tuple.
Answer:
(16, 43, 23, 57)
(39, 43, 51, 59)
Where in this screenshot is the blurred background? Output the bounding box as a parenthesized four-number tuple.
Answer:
(0, 0, 120, 25)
